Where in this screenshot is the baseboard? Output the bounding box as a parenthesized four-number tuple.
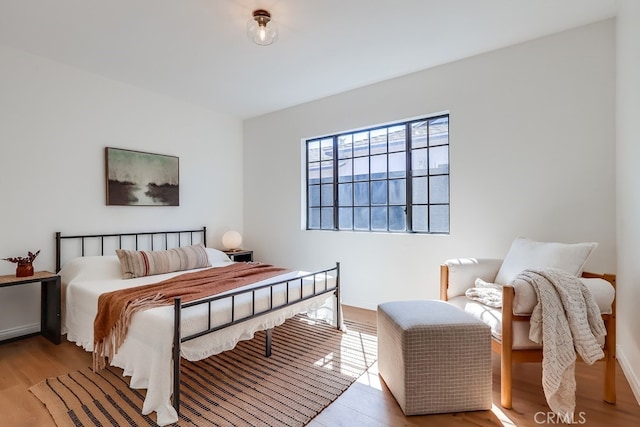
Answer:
(0, 323, 39, 342)
(617, 345, 640, 404)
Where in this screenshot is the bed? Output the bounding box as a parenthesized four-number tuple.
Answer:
(55, 227, 341, 426)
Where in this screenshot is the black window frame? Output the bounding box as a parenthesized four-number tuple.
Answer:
(305, 114, 449, 234)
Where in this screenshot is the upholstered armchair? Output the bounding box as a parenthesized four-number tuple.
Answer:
(439, 238, 616, 409)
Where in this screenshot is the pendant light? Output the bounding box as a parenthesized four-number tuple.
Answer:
(247, 9, 278, 46)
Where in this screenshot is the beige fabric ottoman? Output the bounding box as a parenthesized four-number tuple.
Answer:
(377, 300, 492, 415)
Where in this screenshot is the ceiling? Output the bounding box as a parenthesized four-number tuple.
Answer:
(0, 0, 617, 119)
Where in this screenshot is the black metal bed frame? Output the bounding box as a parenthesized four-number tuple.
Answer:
(55, 227, 341, 417)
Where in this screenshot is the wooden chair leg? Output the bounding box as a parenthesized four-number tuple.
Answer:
(501, 285, 515, 409)
(604, 351, 616, 403)
(603, 276, 616, 404)
(604, 315, 616, 403)
(501, 351, 513, 408)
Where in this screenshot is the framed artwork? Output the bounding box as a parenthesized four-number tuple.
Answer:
(105, 147, 179, 206)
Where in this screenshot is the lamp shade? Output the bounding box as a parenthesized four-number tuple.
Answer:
(222, 231, 242, 250)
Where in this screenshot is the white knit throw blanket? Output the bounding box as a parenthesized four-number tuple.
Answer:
(514, 268, 606, 418)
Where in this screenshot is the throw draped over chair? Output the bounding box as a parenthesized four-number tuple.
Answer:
(438, 238, 616, 409)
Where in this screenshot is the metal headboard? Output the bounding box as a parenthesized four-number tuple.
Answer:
(55, 226, 207, 272)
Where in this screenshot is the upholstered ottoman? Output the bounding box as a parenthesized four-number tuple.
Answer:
(377, 300, 492, 415)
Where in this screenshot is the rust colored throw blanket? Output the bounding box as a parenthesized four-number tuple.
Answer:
(93, 262, 288, 370)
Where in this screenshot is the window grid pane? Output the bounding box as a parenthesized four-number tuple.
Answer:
(306, 114, 448, 233)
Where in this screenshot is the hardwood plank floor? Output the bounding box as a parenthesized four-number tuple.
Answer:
(1, 305, 638, 426)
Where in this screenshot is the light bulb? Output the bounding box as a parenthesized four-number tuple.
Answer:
(247, 9, 278, 46)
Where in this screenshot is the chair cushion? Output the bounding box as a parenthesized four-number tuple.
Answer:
(448, 296, 541, 349)
(494, 238, 597, 285)
(448, 275, 612, 350)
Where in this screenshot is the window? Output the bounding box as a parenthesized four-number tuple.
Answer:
(306, 114, 449, 233)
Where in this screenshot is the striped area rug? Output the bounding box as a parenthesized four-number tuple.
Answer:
(29, 315, 377, 426)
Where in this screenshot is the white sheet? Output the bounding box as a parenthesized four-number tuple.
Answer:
(61, 253, 340, 426)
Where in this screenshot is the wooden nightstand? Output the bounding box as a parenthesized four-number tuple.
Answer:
(0, 271, 61, 344)
(223, 250, 253, 262)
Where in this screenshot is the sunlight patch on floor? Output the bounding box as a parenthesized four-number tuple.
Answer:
(355, 370, 383, 389)
(491, 403, 517, 426)
(313, 352, 335, 370)
(311, 323, 377, 377)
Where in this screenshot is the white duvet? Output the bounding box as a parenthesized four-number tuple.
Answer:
(60, 249, 340, 426)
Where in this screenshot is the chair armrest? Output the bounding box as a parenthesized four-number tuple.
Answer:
(440, 258, 503, 300)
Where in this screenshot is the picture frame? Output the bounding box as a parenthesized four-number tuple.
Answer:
(105, 147, 179, 206)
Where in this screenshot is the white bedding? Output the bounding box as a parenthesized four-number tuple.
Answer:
(60, 249, 340, 426)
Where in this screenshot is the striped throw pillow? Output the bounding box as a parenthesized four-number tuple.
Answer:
(116, 244, 211, 279)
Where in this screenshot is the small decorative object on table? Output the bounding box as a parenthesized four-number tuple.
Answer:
(3, 250, 40, 277)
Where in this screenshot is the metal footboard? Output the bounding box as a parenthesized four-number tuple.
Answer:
(171, 262, 340, 416)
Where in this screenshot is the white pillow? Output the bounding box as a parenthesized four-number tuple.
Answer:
(205, 247, 232, 263)
(59, 255, 123, 283)
(494, 237, 597, 285)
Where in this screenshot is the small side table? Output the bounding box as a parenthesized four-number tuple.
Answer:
(223, 250, 253, 262)
(0, 271, 61, 344)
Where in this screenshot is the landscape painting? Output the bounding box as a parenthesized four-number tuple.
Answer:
(105, 147, 179, 206)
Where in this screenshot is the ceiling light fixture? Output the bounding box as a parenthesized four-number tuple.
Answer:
(247, 9, 278, 46)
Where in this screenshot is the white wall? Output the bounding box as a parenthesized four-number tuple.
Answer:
(243, 21, 616, 311)
(615, 0, 640, 402)
(0, 45, 244, 340)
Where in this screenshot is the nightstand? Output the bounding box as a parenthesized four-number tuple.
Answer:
(223, 250, 253, 262)
(0, 271, 61, 344)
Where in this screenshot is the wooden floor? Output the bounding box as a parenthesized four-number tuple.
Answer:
(1, 305, 638, 426)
